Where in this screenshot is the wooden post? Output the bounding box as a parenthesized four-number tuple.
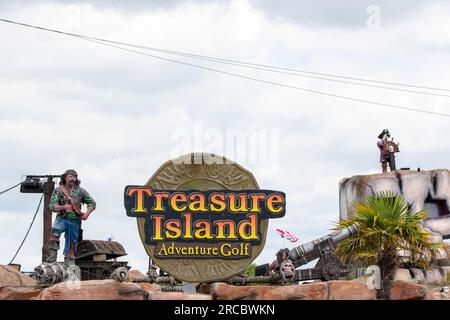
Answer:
(42, 177, 55, 262)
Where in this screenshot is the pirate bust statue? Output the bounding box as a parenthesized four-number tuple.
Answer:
(269, 248, 296, 283)
(377, 129, 400, 173)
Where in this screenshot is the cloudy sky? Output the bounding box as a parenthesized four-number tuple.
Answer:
(0, 0, 449, 273)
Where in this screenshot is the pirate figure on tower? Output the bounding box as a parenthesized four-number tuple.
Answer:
(47, 169, 96, 265)
(377, 129, 400, 173)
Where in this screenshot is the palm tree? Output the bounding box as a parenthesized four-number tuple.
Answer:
(335, 191, 439, 299)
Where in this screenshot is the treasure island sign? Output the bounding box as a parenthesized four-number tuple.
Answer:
(124, 153, 286, 282)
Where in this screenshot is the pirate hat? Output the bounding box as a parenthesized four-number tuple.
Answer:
(60, 169, 80, 186)
(377, 129, 390, 139)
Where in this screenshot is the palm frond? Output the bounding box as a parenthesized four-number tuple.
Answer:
(336, 191, 437, 268)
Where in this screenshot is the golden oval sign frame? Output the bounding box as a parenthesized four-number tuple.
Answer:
(136, 153, 267, 282)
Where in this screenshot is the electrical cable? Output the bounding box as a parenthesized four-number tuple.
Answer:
(9, 194, 44, 264)
(1, 18, 449, 117)
(1, 17, 450, 94)
(83, 37, 450, 118)
(0, 182, 23, 196)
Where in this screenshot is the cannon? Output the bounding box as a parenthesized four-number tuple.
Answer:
(288, 225, 358, 281)
(255, 225, 359, 283)
(34, 262, 73, 286)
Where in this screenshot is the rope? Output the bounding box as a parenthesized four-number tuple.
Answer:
(9, 194, 44, 264)
(0, 181, 23, 196)
(129, 274, 180, 286)
(226, 273, 282, 285)
(161, 285, 184, 292)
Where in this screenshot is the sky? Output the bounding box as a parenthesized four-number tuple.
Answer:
(0, 0, 449, 274)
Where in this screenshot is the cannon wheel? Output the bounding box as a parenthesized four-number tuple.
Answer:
(322, 263, 341, 281)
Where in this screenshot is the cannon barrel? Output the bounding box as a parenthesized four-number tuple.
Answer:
(34, 262, 72, 286)
(289, 225, 358, 267)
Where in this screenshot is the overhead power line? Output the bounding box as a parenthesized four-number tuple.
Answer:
(133, 55, 450, 98)
(85, 37, 450, 117)
(74, 38, 450, 98)
(75, 37, 450, 98)
(9, 194, 43, 265)
(117, 44, 450, 94)
(1, 17, 449, 95)
(1, 18, 449, 118)
(0, 182, 22, 196)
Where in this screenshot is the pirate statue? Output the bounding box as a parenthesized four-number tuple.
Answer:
(377, 129, 400, 173)
(47, 169, 96, 265)
(269, 248, 289, 274)
(269, 248, 296, 283)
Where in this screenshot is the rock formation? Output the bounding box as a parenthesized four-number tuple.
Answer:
(0, 264, 36, 287)
(36, 279, 160, 300)
(0, 264, 42, 300)
(201, 280, 376, 300)
(339, 169, 450, 241)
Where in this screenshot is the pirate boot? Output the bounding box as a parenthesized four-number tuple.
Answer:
(64, 256, 76, 266)
(46, 239, 60, 263)
(388, 153, 396, 171)
(381, 162, 388, 174)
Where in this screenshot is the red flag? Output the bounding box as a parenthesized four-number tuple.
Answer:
(276, 228, 298, 243)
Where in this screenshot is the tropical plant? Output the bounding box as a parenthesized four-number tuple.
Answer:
(246, 263, 256, 277)
(335, 191, 439, 299)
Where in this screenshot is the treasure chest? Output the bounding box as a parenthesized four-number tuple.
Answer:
(75, 240, 130, 280)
